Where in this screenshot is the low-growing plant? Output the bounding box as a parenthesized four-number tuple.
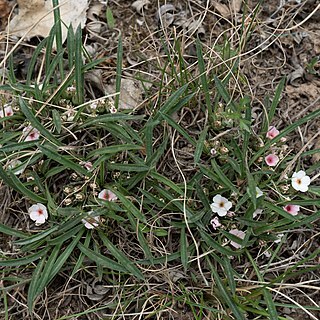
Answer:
(0, 1, 319, 319)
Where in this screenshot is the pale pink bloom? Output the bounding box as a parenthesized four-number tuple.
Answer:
(82, 212, 100, 229)
(226, 211, 235, 217)
(210, 217, 221, 230)
(28, 203, 48, 225)
(291, 170, 311, 192)
(0, 104, 14, 118)
(98, 189, 117, 201)
(229, 229, 246, 249)
(266, 126, 279, 139)
(83, 161, 93, 171)
(265, 154, 279, 167)
(23, 126, 40, 141)
(283, 204, 300, 216)
(210, 194, 232, 217)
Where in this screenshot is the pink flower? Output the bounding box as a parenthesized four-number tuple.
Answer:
(82, 211, 100, 229)
(266, 126, 279, 139)
(210, 217, 221, 230)
(98, 189, 117, 201)
(83, 161, 93, 171)
(229, 229, 246, 249)
(23, 126, 40, 141)
(283, 204, 300, 216)
(0, 104, 14, 118)
(265, 154, 279, 167)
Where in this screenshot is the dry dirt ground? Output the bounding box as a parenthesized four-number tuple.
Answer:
(0, 0, 319, 319)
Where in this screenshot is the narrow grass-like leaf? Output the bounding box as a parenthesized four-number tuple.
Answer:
(7, 171, 46, 203)
(26, 38, 47, 85)
(114, 36, 122, 109)
(98, 231, 144, 280)
(88, 144, 142, 157)
(196, 38, 212, 114)
(126, 211, 154, 262)
(0, 223, 28, 239)
(47, 224, 84, 245)
(246, 251, 279, 320)
(19, 97, 61, 146)
(71, 231, 91, 277)
(153, 84, 188, 121)
(160, 112, 196, 146)
(111, 189, 146, 223)
(0, 141, 38, 153)
(262, 78, 285, 133)
(78, 243, 126, 272)
(0, 247, 48, 267)
(52, 109, 62, 133)
(180, 227, 188, 272)
(214, 76, 236, 112)
(194, 126, 208, 165)
(150, 171, 184, 195)
(211, 159, 238, 194)
(15, 226, 59, 246)
(74, 25, 84, 105)
(39, 145, 90, 177)
(106, 7, 115, 28)
(207, 257, 246, 320)
(27, 253, 46, 311)
(33, 244, 62, 299)
(81, 114, 144, 127)
(48, 229, 85, 280)
(200, 230, 238, 256)
(67, 25, 75, 69)
(108, 163, 149, 172)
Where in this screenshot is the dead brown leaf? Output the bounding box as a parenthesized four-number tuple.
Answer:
(211, 1, 230, 18)
(0, 0, 13, 28)
(8, 0, 88, 48)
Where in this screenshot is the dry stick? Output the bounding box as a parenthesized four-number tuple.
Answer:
(280, 130, 320, 180)
(170, 128, 209, 287)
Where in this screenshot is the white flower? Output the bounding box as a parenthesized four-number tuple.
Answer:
(82, 212, 100, 229)
(229, 229, 246, 249)
(23, 126, 40, 141)
(274, 233, 284, 243)
(28, 203, 48, 225)
(0, 104, 14, 118)
(8, 159, 24, 175)
(210, 194, 232, 217)
(291, 170, 311, 192)
(256, 187, 263, 198)
(98, 189, 117, 201)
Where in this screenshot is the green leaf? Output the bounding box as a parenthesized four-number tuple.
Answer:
(207, 257, 246, 320)
(0, 247, 48, 267)
(98, 231, 144, 280)
(78, 243, 127, 273)
(19, 97, 61, 146)
(39, 145, 91, 177)
(106, 7, 115, 29)
(111, 189, 147, 223)
(194, 126, 208, 164)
